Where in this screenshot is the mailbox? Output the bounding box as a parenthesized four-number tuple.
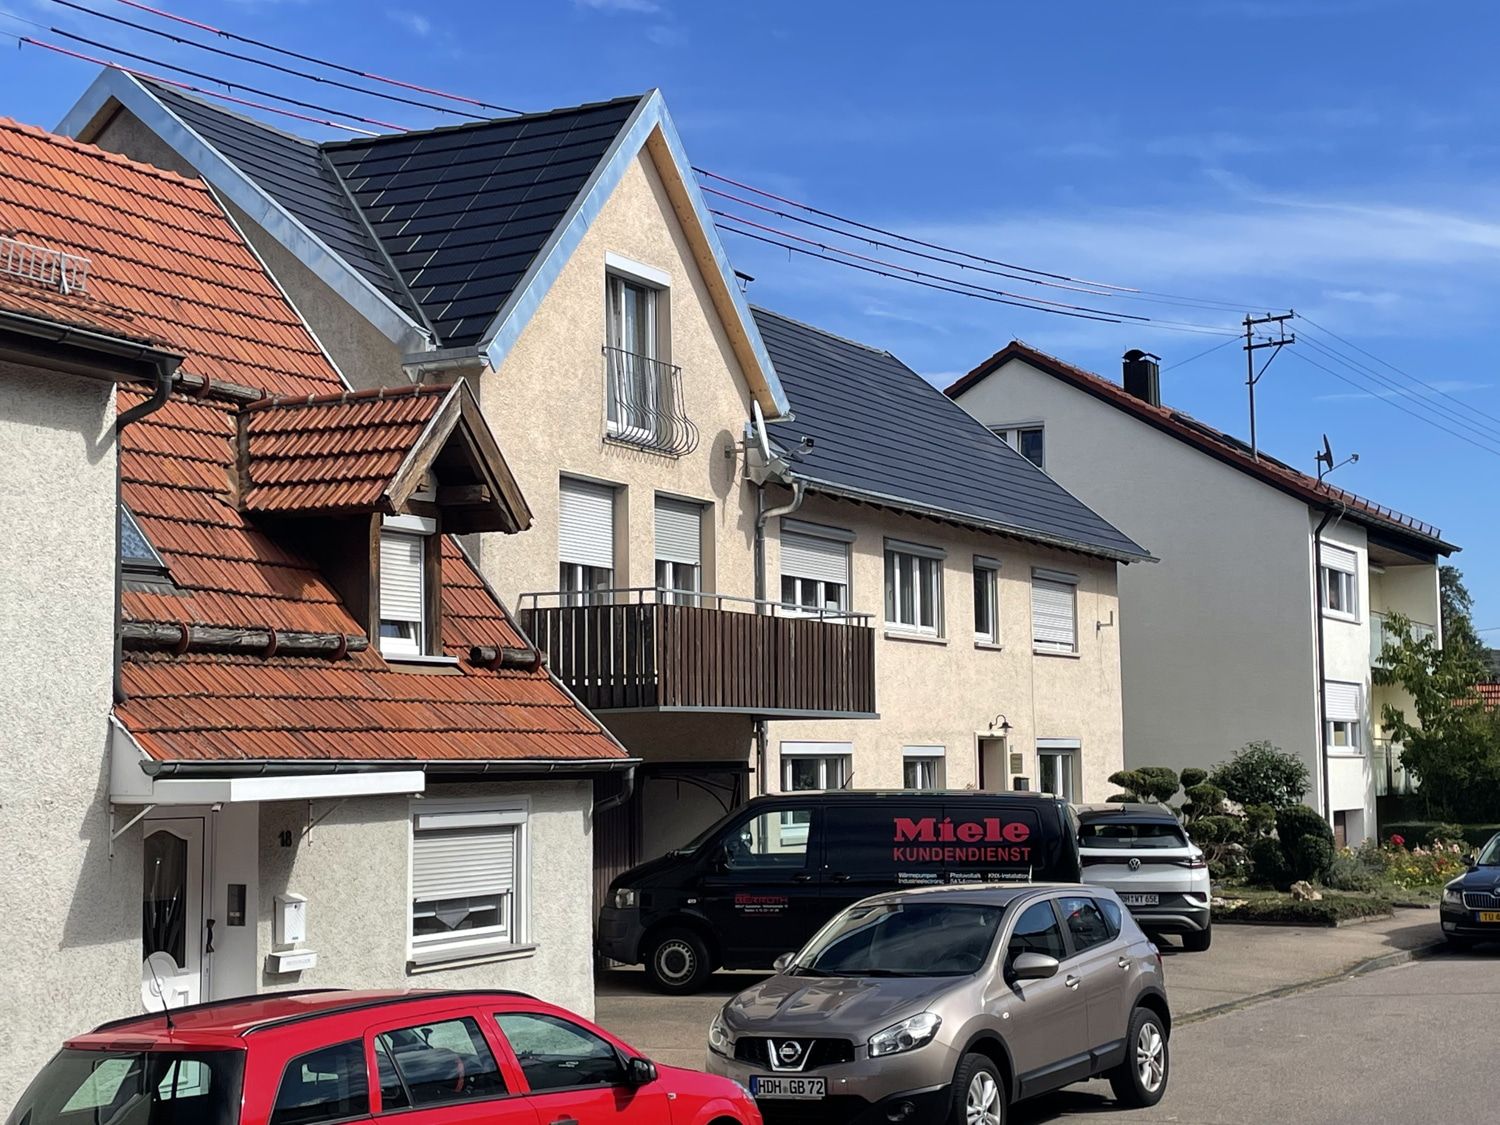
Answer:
(274, 893, 307, 947)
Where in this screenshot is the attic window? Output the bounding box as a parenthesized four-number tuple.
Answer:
(379, 514, 440, 659)
(119, 504, 170, 584)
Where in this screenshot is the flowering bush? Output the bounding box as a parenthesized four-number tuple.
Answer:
(1348, 838, 1468, 889)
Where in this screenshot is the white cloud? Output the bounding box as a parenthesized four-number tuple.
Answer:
(574, 0, 661, 12)
(1313, 379, 1493, 403)
(387, 10, 431, 35)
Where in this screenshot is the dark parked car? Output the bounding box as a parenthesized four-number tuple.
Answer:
(5, 989, 761, 1125)
(1440, 832, 1500, 948)
(599, 790, 1083, 993)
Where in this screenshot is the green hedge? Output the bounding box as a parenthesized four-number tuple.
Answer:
(1381, 822, 1500, 849)
(1218, 893, 1391, 926)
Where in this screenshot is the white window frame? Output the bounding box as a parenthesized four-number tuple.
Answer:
(779, 742, 851, 845)
(1037, 738, 1080, 801)
(605, 258, 669, 442)
(1319, 546, 1360, 623)
(779, 520, 853, 618)
(1031, 568, 1079, 655)
(654, 495, 703, 607)
(559, 477, 617, 607)
(973, 556, 1000, 646)
(885, 539, 945, 636)
(990, 422, 1045, 469)
(902, 745, 946, 790)
(1324, 681, 1365, 756)
(379, 514, 437, 658)
(408, 797, 531, 966)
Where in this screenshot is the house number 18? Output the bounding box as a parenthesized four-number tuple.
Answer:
(278, 829, 295, 848)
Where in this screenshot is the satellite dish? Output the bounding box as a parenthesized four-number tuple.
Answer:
(751, 400, 771, 464)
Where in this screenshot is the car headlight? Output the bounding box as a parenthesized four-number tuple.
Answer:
(708, 1011, 733, 1057)
(868, 1012, 942, 1058)
(1443, 884, 1464, 905)
(612, 888, 638, 910)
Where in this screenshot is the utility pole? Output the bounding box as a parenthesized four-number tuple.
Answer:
(1243, 312, 1295, 460)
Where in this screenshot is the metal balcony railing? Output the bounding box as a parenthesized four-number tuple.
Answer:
(1370, 612, 1436, 666)
(603, 346, 698, 457)
(1373, 739, 1418, 797)
(519, 586, 876, 716)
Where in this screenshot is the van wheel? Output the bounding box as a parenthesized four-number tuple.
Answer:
(948, 1053, 1005, 1125)
(1108, 1007, 1169, 1107)
(645, 928, 712, 994)
(1181, 922, 1212, 952)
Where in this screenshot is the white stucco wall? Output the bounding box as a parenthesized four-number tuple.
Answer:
(0, 363, 139, 1113)
(953, 359, 1324, 802)
(255, 781, 597, 1017)
(1316, 517, 1373, 828)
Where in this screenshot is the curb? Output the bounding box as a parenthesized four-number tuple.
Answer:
(1178, 939, 1448, 1026)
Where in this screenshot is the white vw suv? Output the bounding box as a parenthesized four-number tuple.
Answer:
(1077, 803, 1212, 951)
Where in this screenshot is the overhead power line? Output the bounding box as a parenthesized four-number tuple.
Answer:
(49, 0, 486, 121)
(111, 0, 523, 113)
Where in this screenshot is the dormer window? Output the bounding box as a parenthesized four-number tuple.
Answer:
(380, 515, 434, 657)
(119, 503, 171, 587)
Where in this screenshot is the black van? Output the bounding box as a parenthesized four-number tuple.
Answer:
(598, 790, 1081, 993)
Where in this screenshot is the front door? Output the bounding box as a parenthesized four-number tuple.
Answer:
(698, 805, 826, 967)
(142, 818, 205, 1010)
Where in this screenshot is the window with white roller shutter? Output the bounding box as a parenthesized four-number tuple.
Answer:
(379, 514, 436, 657)
(1324, 680, 1364, 754)
(781, 524, 851, 614)
(559, 477, 616, 604)
(1031, 569, 1078, 654)
(654, 495, 702, 604)
(410, 801, 529, 961)
(1319, 543, 1360, 620)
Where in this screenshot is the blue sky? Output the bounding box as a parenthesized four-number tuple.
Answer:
(4, 0, 1499, 628)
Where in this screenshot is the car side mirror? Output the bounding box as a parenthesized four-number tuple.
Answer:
(1010, 952, 1060, 981)
(712, 843, 732, 870)
(624, 1057, 657, 1087)
(1467, 854, 1478, 869)
(773, 952, 795, 973)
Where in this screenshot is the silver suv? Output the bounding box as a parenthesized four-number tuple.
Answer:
(706, 883, 1170, 1125)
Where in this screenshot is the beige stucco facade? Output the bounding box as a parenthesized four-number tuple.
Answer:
(0, 362, 140, 1113)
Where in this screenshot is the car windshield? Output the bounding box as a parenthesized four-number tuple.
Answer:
(1079, 821, 1187, 849)
(7, 1048, 245, 1125)
(1477, 836, 1500, 866)
(792, 901, 1003, 978)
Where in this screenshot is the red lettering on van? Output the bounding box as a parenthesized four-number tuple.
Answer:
(892, 816, 1032, 845)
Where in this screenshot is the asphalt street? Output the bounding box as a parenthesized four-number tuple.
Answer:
(1012, 949, 1499, 1124)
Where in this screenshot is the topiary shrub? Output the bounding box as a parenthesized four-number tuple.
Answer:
(1107, 766, 1181, 804)
(1182, 780, 1227, 821)
(1211, 741, 1311, 809)
(1272, 806, 1336, 884)
(1250, 836, 1292, 889)
(1292, 833, 1335, 884)
(1179, 767, 1209, 790)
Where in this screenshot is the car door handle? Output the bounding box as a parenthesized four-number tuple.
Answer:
(550, 1118, 578, 1125)
(793, 872, 814, 883)
(1118, 956, 1132, 970)
(828, 872, 852, 883)
(1065, 975, 1081, 990)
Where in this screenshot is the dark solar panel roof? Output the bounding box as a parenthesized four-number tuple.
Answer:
(144, 82, 418, 318)
(753, 307, 1151, 561)
(323, 96, 643, 346)
(142, 83, 644, 347)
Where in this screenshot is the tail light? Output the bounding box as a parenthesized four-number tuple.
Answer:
(1184, 857, 1208, 870)
(1149, 942, 1162, 970)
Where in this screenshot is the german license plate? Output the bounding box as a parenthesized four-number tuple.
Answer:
(1479, 911, 1500, 923)
(750, 1076, 826, 1099)
(1122, 893, 1160, 906)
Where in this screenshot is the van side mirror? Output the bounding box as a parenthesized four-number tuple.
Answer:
(1010, 952, 1059, 981)
(624, 1057, 657, 1087)
(773, 952, 795, 973)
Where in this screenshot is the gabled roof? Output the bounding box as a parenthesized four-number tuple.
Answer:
(752, 308, 1151, 563)
(0, 117, 622, 768)
(62, 71, 792, 418)
(240, 381, 531, 532)
(950, 341, 1456, 556)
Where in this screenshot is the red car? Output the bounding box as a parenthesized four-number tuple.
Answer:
(6, 989, 760, 1125)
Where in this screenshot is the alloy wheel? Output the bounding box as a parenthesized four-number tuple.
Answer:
(966, 1070, 1001, 1125)
(1136, 1022, 1166, 1093)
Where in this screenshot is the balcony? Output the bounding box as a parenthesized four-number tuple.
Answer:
(603, 346, 698, 457)
(1370, 611, 1436, 666)
(519, 588, 876, 717)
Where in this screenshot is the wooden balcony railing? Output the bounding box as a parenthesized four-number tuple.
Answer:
(519, 588, 876, 717)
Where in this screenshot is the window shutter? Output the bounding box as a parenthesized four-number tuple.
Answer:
(559, 479, 615, 569)
(412, 826, 516, 900)
(654, 497, 701, 566)
(1031, 579, 1076, 648)
(1325, 681, 1362, 722)
(782, 531, 849, 586)
(1320, 544, 1357, 573)
(380, 532, 424, 624)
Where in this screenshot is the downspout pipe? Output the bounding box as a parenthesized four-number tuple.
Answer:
(1312, 502, 1346, 825)
(593, 764, 637, 815)
(113, 355, 183, 704)
(752, 477, 807, 795)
